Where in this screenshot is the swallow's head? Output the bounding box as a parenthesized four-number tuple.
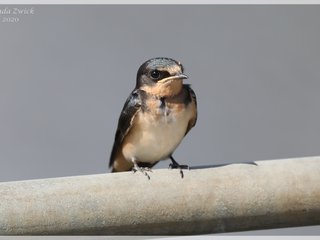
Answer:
(136, 57, 187, 97)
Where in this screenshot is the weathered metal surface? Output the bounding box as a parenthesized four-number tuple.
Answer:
(0, 156, 319, 235)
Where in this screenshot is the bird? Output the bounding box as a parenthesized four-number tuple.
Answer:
(109, 57, 197, 178)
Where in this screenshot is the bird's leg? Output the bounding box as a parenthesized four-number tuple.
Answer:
(131, 157, 152, 180)
(169, 155, 189, 178)
(169, 155, 189, 169)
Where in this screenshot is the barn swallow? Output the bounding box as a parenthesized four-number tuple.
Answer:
(109, 57, 197, 178)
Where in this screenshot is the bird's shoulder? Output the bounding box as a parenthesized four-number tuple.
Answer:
(183, 84, 197, 134)
(183, 84, 197, 105)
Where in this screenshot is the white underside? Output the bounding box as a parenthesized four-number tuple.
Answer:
(122, 105, 192, 164)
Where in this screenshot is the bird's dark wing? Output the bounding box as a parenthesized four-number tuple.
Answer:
(109, 89, 142, 167)
(184, 84, 197, 135)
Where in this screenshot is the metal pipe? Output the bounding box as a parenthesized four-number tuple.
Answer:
(0, 156, 319, 235)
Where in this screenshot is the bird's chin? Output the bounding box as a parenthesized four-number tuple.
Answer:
(141, 79, 183, 97)
(156, 79, 183, 96)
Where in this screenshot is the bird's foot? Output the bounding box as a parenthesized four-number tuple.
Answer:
(132, 165, 152, 180)
(169, 162, 190, 170)
(169, 157, 189, 178)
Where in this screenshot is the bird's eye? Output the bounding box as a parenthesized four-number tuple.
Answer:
(150, 70, 161, 79)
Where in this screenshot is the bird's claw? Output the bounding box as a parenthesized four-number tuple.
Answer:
(132, 166, 152, 180)
(169, 163, 189, 170)
(168, 163, 189, 178)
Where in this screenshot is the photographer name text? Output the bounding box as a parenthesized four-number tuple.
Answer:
(1, 7, 35, 23)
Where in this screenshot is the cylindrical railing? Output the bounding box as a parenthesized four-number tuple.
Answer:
(0, 156, 319, 235)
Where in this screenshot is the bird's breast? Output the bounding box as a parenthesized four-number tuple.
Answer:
(121, 98, 193, 163)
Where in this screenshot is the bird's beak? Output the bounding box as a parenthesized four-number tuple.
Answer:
(157, 74, 188, 83)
